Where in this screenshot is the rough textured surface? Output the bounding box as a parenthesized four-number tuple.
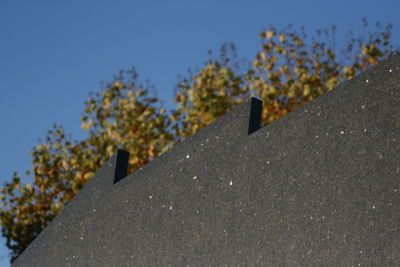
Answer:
(13, 55, 400, 266)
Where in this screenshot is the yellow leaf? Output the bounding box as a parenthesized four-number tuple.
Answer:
(279, 34, 285, 43)
(259, 52, 266, 61)
(303, 84, 311, 96)
(54, 142, 61, 150)
(265, 31, 274, 40)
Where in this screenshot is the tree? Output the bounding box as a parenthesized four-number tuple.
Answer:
(0, 70, 174, 261)
(1, 19, 397, 262)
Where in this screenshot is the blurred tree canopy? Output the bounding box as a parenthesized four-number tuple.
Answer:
(1, 20, 398, 262)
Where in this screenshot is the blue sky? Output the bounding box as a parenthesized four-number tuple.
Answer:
(0, 0, 399, 265)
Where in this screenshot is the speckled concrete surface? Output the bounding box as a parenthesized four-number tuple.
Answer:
(13, 55, 400, 266)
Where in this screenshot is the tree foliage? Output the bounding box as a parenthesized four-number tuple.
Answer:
(1, 20, 397, 262)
